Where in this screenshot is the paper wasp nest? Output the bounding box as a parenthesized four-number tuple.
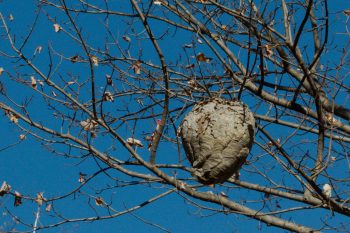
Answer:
(179, 98, 255, 184)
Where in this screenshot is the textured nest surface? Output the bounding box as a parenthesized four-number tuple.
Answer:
(180, 98, 255, 184)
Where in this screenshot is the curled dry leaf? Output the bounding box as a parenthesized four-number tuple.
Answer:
(126, 138, 144, 147)
(9, 113, 19, 124)
(19, 134, 26, 140)
(53, 23, 62, 32)
(34, 46, 42, 55)
(31, 76, 37, 89)
(0, 181, 11, 196)
(122, 35, 131, 42)
(80, 119, 98, 131)
(196, 53, 212, 63)
(0, 67, 4, 76)
(45, 203, 52, 212)
(106, 75, 113, 85)
(132, 60, 141, 74)
(136, 98, 143, 106)
(103, 91, 114, 102)
(265, 45, 273, 57)
(14, 191, 22, 207)
(91, 56, 99, 66)
(35, 192, 46, 206)
(95, 197, 105, 206)
(70, 55, 80, 63)
(78, 172, 86, 183)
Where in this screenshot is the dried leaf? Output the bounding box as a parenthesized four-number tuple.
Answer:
(35, 192, 45, 206)
(0, 181, 11, 196)
(34, 46, 42, 55)
(153, 0, 162, 5)
(80, 119, 98, 131)
(0, 67, 4, 76)
(344, 9, 350, 16)
(78, 172, 86, 183)
(53, 23, 62, 33)
(70, 55, 80, 63)
(9, 14, 14, 21)
(196, 53, 212, 63)
(9, 114, 18, 124)
(95, 197, 105, 206)
(19, 134, 26, 140)
(265, 45, 273, 58)
(14, 191, 22, 207)
(122, 35, 131, 42)
(103, 91, 114, 102)
(106, 75, 113, 85)
(31, 76, 37, 89)
(91, 56, 99, 66)
(185, 64, 195, 69)
(45, 203, 52, 212)
(126, 138, 144, 147)
(132, 61, 141, 74)
(331, 156, 336, 162)
(136, 98, 143, 106)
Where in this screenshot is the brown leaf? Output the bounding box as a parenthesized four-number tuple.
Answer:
(35, 192, 45, 206)
(344, 9, 350, 16)
(91, 56, 99, 66)
(78, 172, 86, 183)
(34, 46, 42, 55)
(80, 119, 98, 131)
(106, 75, 113, 85)
(132, 61, 142, 74)
(196, 53, 212, 63)
(102, 91, 114, 102)
(45, 203, 52, 212)
(0, 181, 11, 196)
(265, 45, 273, 57)
(19, 134, 26, 140)
(53, 23, 62, 33)
(122, 35, 131, 42)
(31, 76, 37, 89)
(9, 114, 18, 124)
(0, 67, 4, 76)
(95, 197, 105, 206)
(70, 55, 80, 63)
(126, 138, 144, 147)
(14, 191, 22, 207)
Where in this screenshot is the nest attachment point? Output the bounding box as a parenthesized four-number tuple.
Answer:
(179, 98, 255, 185)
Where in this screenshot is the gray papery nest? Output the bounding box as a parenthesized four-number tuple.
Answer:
(179, 98, 255, 185)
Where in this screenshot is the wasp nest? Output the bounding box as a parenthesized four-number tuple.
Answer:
(179, 98, 255, 185)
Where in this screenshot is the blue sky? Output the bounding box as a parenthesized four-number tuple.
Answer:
(1, 0, 350, 232)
